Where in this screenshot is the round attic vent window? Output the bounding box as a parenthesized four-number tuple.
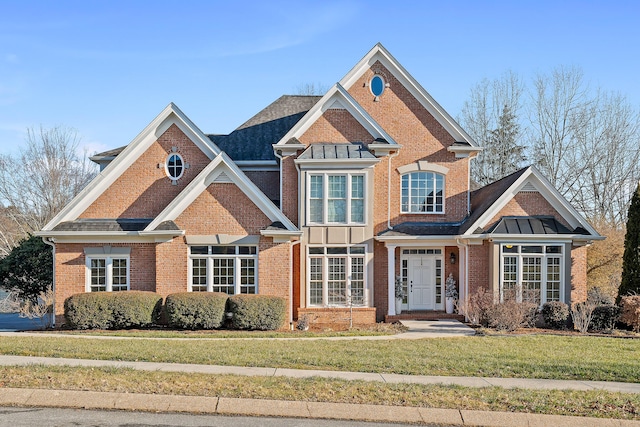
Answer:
(166, 153, 184, 180)
(370, 75, 385, 96)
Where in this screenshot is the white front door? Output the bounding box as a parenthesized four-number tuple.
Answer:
(408, 257, 435, 310)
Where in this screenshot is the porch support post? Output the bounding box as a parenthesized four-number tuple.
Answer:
(457, 243, 468, 321)
(386, 244, 397, 316)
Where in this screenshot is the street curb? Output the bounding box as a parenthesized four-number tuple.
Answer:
(0, 387, 638, 426)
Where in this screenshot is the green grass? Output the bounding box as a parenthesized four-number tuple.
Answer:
(0, 365, 638, 420)
(0, 335, 638, 382)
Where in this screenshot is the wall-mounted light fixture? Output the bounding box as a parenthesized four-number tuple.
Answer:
(450, 252, 456, 265)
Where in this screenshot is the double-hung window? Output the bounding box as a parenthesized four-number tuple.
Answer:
(189, 245, 258, 295)
(500, 244, 563, 305)
(308, 246, 366, 307)
(308, 173, 365, 224)
(401, 171, 444, 213)
(86, 256, 129, 292)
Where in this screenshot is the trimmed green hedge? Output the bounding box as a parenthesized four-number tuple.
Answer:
(64, 291, 162, 330)
(228, 294, 286, 330)
(165, 292, 227, 329)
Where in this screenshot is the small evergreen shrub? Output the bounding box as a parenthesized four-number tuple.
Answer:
(541, 301, 569, 329)
(165, 292, 228, 329)
(64, 293, 116, 329)
(485, 301, 537, 332)
(64, 291, 163, 329)
(109, 291, 163, 329)
(228, 294, 286, 330)
(590, 305, 621, 332)
(620, 295, 640, 332)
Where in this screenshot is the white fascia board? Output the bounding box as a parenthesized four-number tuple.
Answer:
(339, 43, 478, 147)
(462, 167, 602, 238)
(273, 84, 398, 148)
(374, 235, 458, 244)
(260, 229, 303, 243)
(42, 103, 220, 231)
(294, 158, 380, 169)
(147, 152, 298, 232)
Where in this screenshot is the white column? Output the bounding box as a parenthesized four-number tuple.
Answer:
(457, 243, 468, 321)
(387, 244, 397, 316)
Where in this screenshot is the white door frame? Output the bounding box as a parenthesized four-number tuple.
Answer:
(401, 249, 444, 311)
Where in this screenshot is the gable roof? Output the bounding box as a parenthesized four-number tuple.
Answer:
(146, 151, 298, 233)
(41, 103, 221, 232)
(273, 84, 399, 148)
(461, 166, 602, 239)
(210, 95, 320, 161)
(339, 43, 480, 148)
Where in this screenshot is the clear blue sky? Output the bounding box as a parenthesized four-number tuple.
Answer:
(1, 0, 639, 156)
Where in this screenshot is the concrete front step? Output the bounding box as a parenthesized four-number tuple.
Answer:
(385, 311, 464, 323)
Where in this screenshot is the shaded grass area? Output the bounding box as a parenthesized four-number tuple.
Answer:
(0, 335, 638, 382)
(0, 365, 638, 420)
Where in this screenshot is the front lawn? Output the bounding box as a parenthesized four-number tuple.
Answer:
(1, 365, 638, 420)
(0, 334, 638, 382)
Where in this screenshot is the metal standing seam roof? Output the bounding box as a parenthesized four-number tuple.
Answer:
(488, 216, 580, 235)
(297, 143, 376, 160)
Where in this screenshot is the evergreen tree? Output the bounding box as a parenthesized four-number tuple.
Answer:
(619, 183, 640, 299)
(0, 234, 52, 303)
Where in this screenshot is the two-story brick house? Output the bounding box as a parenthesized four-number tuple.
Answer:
(39, 44, 602, 326)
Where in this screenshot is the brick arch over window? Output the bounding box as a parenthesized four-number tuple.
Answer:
(397, 162, 449, 214)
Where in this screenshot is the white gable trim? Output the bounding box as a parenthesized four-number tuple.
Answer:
(42, 103, 221, 231)
(274, 84, 398, 147)
(340, 43, 479, 147)
(146, 152, 298, 232)
(462, 167, 601, 238)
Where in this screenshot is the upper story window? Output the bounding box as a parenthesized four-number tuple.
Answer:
(370, 75, 385, 97)
(401, 171, 444, 213)
(166, 153, 184, 180)
(308, 173, 365, 225)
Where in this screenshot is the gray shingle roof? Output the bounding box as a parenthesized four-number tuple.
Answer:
(209, 95, 321, 161)
(52, 219, 154, 232)
(297, 143, 376, 160)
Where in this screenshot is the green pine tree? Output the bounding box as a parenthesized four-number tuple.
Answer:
(619, 182, 640, 299)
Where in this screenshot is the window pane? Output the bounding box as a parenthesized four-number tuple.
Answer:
(328, 175, 346, 198)
(90, 259, 106, 292)
(546, 257, 561, 301)
(327, 176, 346, 223)
(190, 246, 208, 255)
(238, 246, 257, 255)
(546, 246, 562, 254)
(502, 256, 518, 301)
(212, 246, 236, 255)
(192, 258, 207, 292)
(327, 257, 346, 305)
(351, 199, 364, 223)
(522, 257, 542, 304)
(310, 175, 323, 198)
(402, 172, 444, 213)
(309, 199, 323, 223)
(112, 258, 128, 291)
(502, 245, 518, 253)
(240, 259, 256, 294)
(349, 247, 365, 254)
(522, 246, 543, 254)
(308, 247, 324, 255)
(212, 258, 234, 294)
(350, 257, 364, 305)
(309, 258, 323, 305)
(327, 247, 348, 255)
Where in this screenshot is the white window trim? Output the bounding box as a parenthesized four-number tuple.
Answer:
(85, 255, 130, 292)
(306, 172, 366, 226)
(165, 152, 185, 181)
(400, 171, 446, 214)
(188, 245, 259, 294)
(499, 243, 564, 305)
(306, 245, 368, 308)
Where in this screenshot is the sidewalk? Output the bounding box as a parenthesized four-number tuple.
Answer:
(0, 355, 639, 426)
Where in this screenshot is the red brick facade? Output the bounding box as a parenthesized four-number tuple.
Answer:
(47, 45, 598, 327)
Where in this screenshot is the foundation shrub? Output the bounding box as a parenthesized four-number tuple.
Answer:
(165, 292, 228, 329)
(589, 305, 621, 332)
(485, 301, 538, 332)
(228, 295, 286, 330)
(64, 291, 162, 329)
(109, 291, 163, 329)
(456, 288, 494, 326)
(64, 293, 113, 329)
(571, 302, 596, 333)
(620, 295, 640, 332)
(541, 301, 569, 329)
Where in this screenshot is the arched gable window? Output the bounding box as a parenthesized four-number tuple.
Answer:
(401, 172, 444, 213)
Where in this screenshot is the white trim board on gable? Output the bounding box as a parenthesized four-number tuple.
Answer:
(339, 43, 479, 147)
(42, 103, 221, 231)
(146, 152, 298, 233)
(463, 167, 602, 239)
(274, 84, 398, 148)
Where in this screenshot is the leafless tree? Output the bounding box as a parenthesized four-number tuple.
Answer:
(459, 71, 526, 185)
(0, 126, 97, 255)
(295, 82, 329, 96)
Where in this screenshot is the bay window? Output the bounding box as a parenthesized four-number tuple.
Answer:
(500, 244, 563, 305)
